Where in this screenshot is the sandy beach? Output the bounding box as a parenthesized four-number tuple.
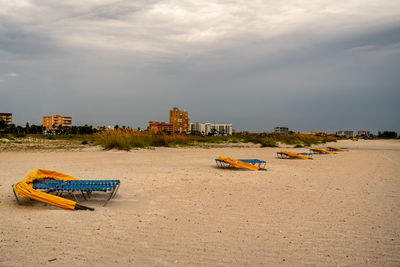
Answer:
(0, 139, 399, 266)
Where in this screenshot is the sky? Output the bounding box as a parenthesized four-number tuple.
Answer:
(1, 0, 400, 133)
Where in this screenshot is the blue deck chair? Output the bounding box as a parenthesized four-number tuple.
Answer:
(33, 179, 120, 206)
(215, 158, 267, 170)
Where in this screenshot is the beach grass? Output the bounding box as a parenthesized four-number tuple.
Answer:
(95, 129, 338, 150)
(0, 130, 338, 151)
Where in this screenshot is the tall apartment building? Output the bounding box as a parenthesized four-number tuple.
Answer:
(274, 126, 289, 134)
(42, 114, 72, 129)
(0, 113, 12, 125)
(169, 107, 189, 133)
(190, 122, 233, 136)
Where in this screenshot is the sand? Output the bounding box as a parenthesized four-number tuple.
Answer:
(0, 140, 399, 266)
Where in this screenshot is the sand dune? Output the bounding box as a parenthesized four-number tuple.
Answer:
(1, 140, 399, 266)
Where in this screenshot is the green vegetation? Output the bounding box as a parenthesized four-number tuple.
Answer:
(95, 129, 338, 151)
(0, 126, 339, 151)
(95, 129, 190, 150)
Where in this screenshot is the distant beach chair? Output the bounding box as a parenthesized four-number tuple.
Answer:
(216, 157, 266, 171)
(277, 150, 312, 160)
(327, 146, 349, 152)
(310, 148, 335, 154)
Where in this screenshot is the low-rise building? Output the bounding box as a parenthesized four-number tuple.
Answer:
(190, 122, 210, 135)
(42, 114, 72, 129)
(274, 126, 289, 134)
(148, 121, 173, 133)
(0, 113, 12, 125)
(190, 122, 232, 136)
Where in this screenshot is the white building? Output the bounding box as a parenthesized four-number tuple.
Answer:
(190, 122, 232, 136)
(357, 130, 370, 137)
(274, 126, 289, 134)
(336, 130, 354, 138)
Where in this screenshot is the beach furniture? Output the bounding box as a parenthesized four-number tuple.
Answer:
(277, 150, 312, 160)
(327, 146, 349, 152)
(310, 148, 335, 154)
(12, 169, 120, 210)
(32, 179, 120, 206)
(216, 157, 266, 171)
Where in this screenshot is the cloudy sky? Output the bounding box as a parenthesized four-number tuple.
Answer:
(1, 0, 400, 133)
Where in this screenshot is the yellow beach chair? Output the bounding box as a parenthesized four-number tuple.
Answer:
(216, 156, 263, 171)
(327, 146, 349, 152)
(277, 150, 312, 160)
(310, 148, 335, 154)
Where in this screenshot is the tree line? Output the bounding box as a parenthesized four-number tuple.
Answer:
(0, 121, 98, 136)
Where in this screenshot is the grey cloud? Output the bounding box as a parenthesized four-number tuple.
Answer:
(1, 1, 399, 133)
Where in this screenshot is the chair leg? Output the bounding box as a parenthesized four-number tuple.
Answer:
(75, 203, 94, 211)
(12, 187, 21, 205)
(103, 187, 116, 206)
(81, 191, 87, 200)
(112, 184, 120, 199)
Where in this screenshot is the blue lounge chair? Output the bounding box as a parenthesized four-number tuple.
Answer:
(215, 158, 267, 170)
(33, 179, 120, 206)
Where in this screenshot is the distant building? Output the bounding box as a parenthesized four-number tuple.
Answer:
(0, 113, 12, 125)
(336, 130, 354, 138)
(357, 130, 370, 137)
(42, 114, 72, 129)
(302, 131, 327, 136)
(169, 107, 190, 133)
(274, 126, 289, 134)
(148, 121, 173, 133)
(190, 122, 207, 135)
(211, 123, 232, 136)
(190, 122, 232, 136)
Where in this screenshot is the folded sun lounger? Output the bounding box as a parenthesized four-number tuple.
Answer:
(32, 179, 120, 206)
(327, 146, 349, 152)
(310, 148, 335, 154)
(277, 150, 312, 160)
(216, 157, 266, 171)
(12, 169, 120, 211)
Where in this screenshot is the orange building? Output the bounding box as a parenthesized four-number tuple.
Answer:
(42, 114, 72, 129)
(0, 113, 12, 125)
(169, 107, 189, 133)
(148, 121, 173, 133)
